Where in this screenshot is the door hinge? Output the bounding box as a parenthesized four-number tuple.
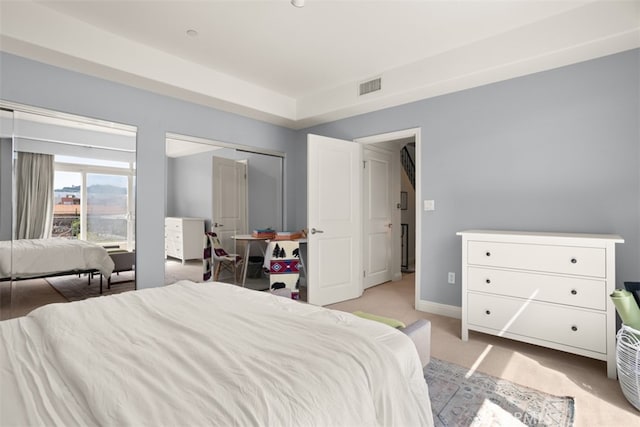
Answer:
(363, 270, 366, 278)
(363, 160, 366, 168)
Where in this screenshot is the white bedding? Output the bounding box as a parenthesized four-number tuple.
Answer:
(0, 280, 433, 426)
(0, 238, 114, 279)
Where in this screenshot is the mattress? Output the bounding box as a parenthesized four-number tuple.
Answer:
(0, 280, 433, 426)
(0, 238, 115, 279)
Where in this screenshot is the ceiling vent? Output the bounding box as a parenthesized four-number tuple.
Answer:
(359, 77, 382, 96)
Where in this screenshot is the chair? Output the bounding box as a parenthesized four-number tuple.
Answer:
(203, 231, 243, 282)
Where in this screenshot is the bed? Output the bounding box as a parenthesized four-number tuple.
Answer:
(0, 239, 115, 289)
(0, 280, 434, 426)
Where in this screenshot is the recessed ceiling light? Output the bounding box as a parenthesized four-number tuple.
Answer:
(186, 29, 198, 37)
(291, 0, 304, 8)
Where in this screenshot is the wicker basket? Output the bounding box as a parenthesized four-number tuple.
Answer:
(616, 324, 640, 411)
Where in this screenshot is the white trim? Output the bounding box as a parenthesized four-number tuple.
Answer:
(417, 299, 462, 319)
(354, 127, 422, 310)
(0, 100, 137, 134)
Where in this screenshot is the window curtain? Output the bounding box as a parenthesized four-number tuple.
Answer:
(16, 152, 54, 240)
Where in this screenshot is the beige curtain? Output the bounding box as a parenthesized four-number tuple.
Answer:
(16, 152, 54, 239)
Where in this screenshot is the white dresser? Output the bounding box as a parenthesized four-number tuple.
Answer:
(165, 217, 205, 264)
(457, 230, 623, 379)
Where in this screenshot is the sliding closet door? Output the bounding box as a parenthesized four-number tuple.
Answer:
(0, 109, 13, 319)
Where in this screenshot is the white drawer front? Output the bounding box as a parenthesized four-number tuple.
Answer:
(467, 267, 606, 310)
(165, 218, 183, 231)
(165, 229, 182, 243)
(467, 241, 606, 278)
(165, 239, 180, 253)
(467, 293, 606, 353)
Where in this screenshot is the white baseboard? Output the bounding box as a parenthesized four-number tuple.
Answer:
(416, 299, 461, 319)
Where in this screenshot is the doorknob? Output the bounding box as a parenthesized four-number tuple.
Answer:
(387, 223, 392, 228)
(214, 222, 224, 227)
(310, 228, 324, 234)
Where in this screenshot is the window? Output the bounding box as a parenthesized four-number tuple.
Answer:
(53, 156, 135, 250)
(52, 171, 82, 238)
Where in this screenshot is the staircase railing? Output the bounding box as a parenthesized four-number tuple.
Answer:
(401, 146, 415, 189)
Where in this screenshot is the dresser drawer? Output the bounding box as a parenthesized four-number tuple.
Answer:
(165, 218, 183, 232)
(165, 238, 180, 253)
(467, 293, 606, 353)
(165, 229, 183, 244)
(467, 267, 606, 310)
(467, 241, 605, 278)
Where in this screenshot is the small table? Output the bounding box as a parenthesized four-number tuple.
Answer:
(232, 235, 269, 287)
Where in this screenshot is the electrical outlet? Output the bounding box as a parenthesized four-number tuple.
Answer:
(448, 272, 455, 284)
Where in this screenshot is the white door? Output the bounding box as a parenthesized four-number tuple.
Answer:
(212, 156, 247, 253)
(363, 147, 393, 288)
(307, 134, 362, 306)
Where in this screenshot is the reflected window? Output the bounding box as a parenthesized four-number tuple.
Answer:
(53, 156, 135, 249)
(52, 171, 81, 238)
(87, 173, 128, 244)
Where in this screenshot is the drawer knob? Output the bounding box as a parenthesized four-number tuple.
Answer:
(485, 252, 491, 257)
(571, 325, 578, 332)
(485, 310, 491, 315)
(570, 258, 577, 264)
(571, 289, 577, 295)
(485, 279, 491, 284)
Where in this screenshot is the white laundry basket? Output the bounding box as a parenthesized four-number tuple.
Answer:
(616, 324, 640, 411)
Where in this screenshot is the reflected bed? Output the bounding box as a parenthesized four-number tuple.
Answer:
(0, 238, 115, 289)
(0, 238, 114, 279)
(0, 280, 433, 426)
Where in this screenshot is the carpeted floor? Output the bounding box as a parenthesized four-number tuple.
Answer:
(46, 271, 136, 302)
(425, 357, 574, 427)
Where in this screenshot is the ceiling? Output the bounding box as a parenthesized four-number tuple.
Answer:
(1, 1, 638, 129)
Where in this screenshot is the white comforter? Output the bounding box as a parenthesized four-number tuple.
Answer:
(0, 238, 114, 279)
(1, 280, 433, 427)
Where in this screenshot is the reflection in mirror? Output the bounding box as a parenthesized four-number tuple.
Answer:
(0, 109, 14, 319)
(0, 105, 136, 320)
(165, 134, 284, 292)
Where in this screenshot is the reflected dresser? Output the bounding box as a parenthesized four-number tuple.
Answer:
(165, 217, 205, 264)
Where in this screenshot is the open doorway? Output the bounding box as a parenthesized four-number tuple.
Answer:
(355, 128, 421, 309)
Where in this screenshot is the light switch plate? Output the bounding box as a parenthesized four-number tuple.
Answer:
(424, 200, 435, 211)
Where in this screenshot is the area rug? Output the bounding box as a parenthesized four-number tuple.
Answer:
(46, 271, 135, 302)
(425, 358, 575, 427)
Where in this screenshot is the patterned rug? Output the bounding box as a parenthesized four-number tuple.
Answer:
(425, 358, 575, 427)
(46, 271, 136, 302)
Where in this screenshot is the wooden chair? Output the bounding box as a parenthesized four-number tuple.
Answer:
(204, 232, 243, 282)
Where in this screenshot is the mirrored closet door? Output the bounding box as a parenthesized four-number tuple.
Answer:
(0, 103, 137, 320)
(165, 133, 284, 291)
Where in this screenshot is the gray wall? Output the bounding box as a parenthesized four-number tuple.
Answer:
(0, 52, 298, 289)
(298, 49, 639, 306)
(2, 49, 638, 309)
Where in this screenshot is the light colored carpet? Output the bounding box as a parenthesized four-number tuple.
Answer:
(46, 272, 135, 302)
(327, 274, 640, 426)
(426, 357, 574, 426)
